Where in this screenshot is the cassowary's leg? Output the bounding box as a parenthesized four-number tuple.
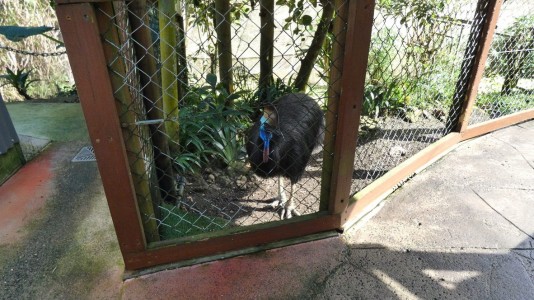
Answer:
(269, 176, 287, 208)
(269, 177, 301, 219)
(281, 183, 301, 219)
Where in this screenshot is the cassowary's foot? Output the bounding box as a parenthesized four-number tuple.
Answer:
(269, 177, 300, 219)
(269, 196, 301, 219)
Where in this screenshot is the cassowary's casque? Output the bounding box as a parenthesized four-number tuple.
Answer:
(246, 93, 324, 219)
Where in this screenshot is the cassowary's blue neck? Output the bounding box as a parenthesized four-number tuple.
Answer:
(259, 116, 273, 163)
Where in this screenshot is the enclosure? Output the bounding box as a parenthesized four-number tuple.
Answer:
(54, 0, 533, 270)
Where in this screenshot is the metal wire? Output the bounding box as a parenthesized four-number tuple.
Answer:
(96, 0, 343, 242)
(94, 0, 532, 242)
(350, 0, 493, 196)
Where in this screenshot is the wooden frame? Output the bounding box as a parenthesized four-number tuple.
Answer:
(327, 0, 375, 216)
(56, 3, 148, 258)
(455, 0, 504, 133)
(56, 0, 533, 271)
(462, 109, 534, 140)
(57, 0, 376, 270)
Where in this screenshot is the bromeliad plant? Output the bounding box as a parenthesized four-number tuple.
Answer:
(0, 67, 39, 100)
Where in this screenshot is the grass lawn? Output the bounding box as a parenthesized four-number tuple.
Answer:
(6, 102, 89, 142)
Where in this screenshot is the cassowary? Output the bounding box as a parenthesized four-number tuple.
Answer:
(246, 93, 324, 219)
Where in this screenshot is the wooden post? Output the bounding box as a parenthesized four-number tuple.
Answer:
(446, 0, 503, 132)
(56, 3, 147, 267)
(214, 0, 234, 97)
(326, 0, 375, 221)
(319, 0, 348, 211)
(94, 1, 161, 242)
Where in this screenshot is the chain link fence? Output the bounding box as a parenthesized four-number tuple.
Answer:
(470, 0, 534, 124)
(95, 0, 348, 242)
(90, 0, 531, 244)
(350, 0, 501, 196)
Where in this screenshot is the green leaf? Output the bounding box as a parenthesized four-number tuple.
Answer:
(206, 73, 217, 89)
(0, 26, 54, 42)
(300, 15, 313, 26)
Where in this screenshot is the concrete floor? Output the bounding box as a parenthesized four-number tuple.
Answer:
(1, 116, 533, 299)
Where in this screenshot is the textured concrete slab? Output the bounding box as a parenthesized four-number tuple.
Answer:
(426, 135, 534, 191)
(518, 121, 534, 130)
(513, 249, 534, 286)
(0, 143, 123, 300)
(345, 184, 532, 249)
(474, 188, 534, 238)
(18, 134, 51, 161)
(316, 248, 534, 299)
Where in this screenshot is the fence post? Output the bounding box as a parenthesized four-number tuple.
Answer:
(446, 0, 503, 133)
(56, 3, 147, 267)
(325, 0, 375, 223)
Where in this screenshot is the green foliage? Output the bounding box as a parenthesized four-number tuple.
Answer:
(363, 79, 410, 118)
(362, 0, 461, 117)
(487, 16, 534, 79)
(277, 0, 317, 35)
(55, 82, 77, 97)
(476, 91, 533, 117)
(254, 77, 298, 105)
(174, 74, 252, 174)
(379, 0, 450, 25)
(0, 68, 39, 100)
(364, 28, 411, 117)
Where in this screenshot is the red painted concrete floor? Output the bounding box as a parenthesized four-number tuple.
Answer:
(0, 149, 54, 246)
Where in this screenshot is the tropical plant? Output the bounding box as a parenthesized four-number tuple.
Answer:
(363, 79, 409, 118)
(0, 68, 39, 100)
(174, 74, 252, 174)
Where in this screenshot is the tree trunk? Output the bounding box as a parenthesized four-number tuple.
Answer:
(128, 0, 178, 206)
(175, 0, 189, 103)
(18, 88, 32, 100)
(259, 0, 274, 102)
(294, 0, 335, 91)
(214, 0, 234, 102)
(159, 0, 180, 153)
(100, 1, 161, 241)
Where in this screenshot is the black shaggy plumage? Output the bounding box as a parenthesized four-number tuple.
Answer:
(246, 93, 324, 184)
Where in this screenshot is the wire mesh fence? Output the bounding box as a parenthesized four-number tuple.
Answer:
(89, 0, 531, 245)
(95, 0, 348, 242)
(470, 0, 534, 124)
(350, 0, 497, 196)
